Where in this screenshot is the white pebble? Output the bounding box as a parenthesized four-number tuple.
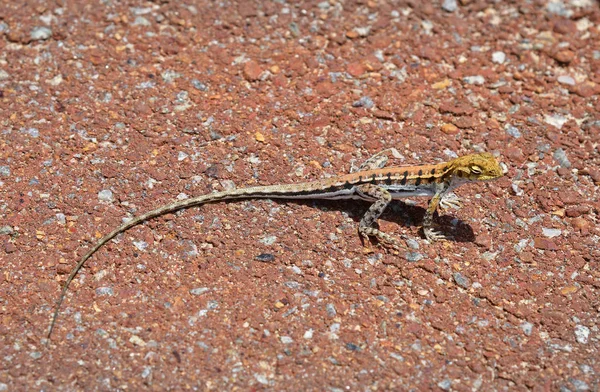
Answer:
(557, 75, 576, 86)
(574, 325, 590, 344)
(542, 228, 562, 238)
(492, 51, 506, 64)
(98, 189, 114, 202)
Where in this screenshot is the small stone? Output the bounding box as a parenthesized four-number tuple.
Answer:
(588, 169, 600, 184)
(132, 16, 151, 26)
(280, 336, 293, 344)
(463, 75, 485, 85)
(31, 26, 52, 41)
(557, 75, 576, 86)
(491, 51, 506, 64)
(243, 61, 263, 81)
(303, 329, 314, 339)
(347, 62, 365, 77)
(521, 321, 533, 336)
(0, 166, 10, 177)
(96, 287, 114, 296)
(190, 287, 210, 295)
(552, 49, 575, 64)
(553, 19, 577, 35)
(533, 237, 557, 250)
(98, 189, 114, 202)
(4, 241, 16, 253)
(441, 123, 459, 135)
(453, 272, 470, 289)
(553, 148, 571, 168)
(574, 325, 590, 344)
(405, 252, 423, 262)
(504, 124, 522, 138)
(129, 335, 147, 346)
(352, 96, 374, 109)
(571, 217, 590, 233)
(560, 286, 578, 295)
(255, 131, 265, 142)
(326, 303, 337, 317)
(432, 79, 451, 89)
(544, 114, 568, 129)
(0, 226, 14, 235)
(441, 0, 457, 12)
(255, 253, 275, 262)
(437, 379, 452, 391)
(542, 227, 562, 238)
(565, 206, 588, 218)
(191, 79, 209, 91)
(574, 81, 599, 98)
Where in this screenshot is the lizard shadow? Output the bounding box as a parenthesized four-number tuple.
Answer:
(284, 199, 476, 244)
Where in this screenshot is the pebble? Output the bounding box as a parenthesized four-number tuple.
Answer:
(190, 287, 210, 295)
(505, 124, 522, 138)
(132, 16, 151, 26)
(243, 60, 263, 81)
(98, 189, 114, 202)
(553, 148, 571, 168)
(30, 26, 52, 41)
(0, 166, 10, 177)
(534, 237, 557, 250)
(571, 217, 589, 232)
(352, 96, 374, 109)
(405, 239, 419, 250)
(255, 253, 275, 263)
(574, 325, 590, 344)
(441, 0, 457, 12)
(191, 79, 209, 91)
(437, 379, 452, 390)
(542, 228, 562, 238)
(326, 303, 337, 317)
(96, 287, 114, 296)
(303, 329, 313, 339)
(453, 272, 470, 289)
(463, 75, 485, 85)
(280, 336, 293, 344)
(259, 236, 277, 245)
(521, 321, 533, 336)
(133, 240, 148, 251)
(0, 226, 14, 235)
(492, 51, 506, 64)
(405, 252, 423, 262)
(557, 75, 576, 86)
(544, 113, 568, 129)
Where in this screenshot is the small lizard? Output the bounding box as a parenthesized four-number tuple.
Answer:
(47, 150, 503, 338)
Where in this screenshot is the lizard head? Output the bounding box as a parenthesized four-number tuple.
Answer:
(447, 153, 504, 182)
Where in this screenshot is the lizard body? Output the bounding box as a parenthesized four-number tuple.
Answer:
(47, 151, 503, 338)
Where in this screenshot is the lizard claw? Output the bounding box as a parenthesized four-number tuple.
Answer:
(424, 227, 452, 242)
(439, 193, 462, 210)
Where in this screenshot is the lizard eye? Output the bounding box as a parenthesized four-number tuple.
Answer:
(470, 165, 482, 174)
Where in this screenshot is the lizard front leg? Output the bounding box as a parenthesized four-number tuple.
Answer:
(355, 184, 403, 251)
(423, 183, 452, 241)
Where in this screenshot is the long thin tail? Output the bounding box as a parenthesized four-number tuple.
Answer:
(47, 181, 342, 339)
(46, 191, 237, 339)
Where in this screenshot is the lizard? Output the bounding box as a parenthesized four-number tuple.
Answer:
(47, 150, 504, 339)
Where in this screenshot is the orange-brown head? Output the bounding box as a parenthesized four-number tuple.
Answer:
(445, 153, 504, 182)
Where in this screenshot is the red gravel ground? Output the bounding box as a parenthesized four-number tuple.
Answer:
(1, 0, 599, 390)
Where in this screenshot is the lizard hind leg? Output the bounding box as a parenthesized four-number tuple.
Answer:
(352, 148, 403, 173)
(356, 184, 404, 252)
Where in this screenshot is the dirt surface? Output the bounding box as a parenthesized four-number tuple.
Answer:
(1, 0, 599, 390)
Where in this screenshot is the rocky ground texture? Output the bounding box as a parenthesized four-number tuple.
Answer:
(1, 0, 599, 390)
